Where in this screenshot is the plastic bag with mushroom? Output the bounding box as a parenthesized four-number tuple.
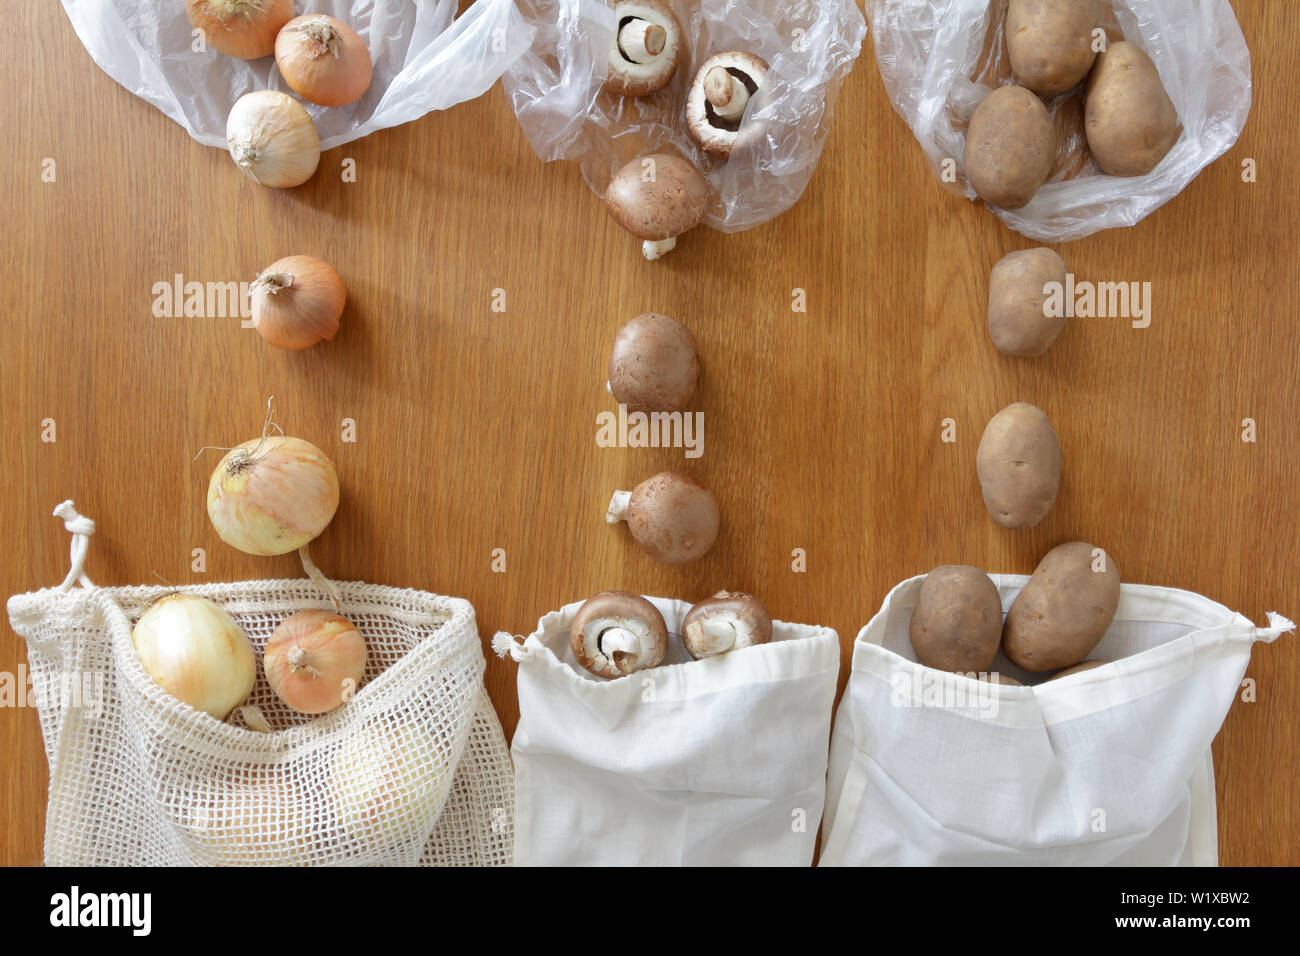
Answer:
(502, 0, 867, 234)
(496, 594, 839, 865)
(868, 0, 1252, 241)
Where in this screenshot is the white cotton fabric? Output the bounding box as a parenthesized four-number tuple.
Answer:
(505, 596, 839, 865)
(820, 575, 1291, 867)
(7, 579, 514, 866)
(59, 0, 533, 150)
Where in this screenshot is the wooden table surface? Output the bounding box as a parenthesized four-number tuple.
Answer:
(2, 1, 1295, 866)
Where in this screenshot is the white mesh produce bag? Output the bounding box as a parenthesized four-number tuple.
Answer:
(870, 0, 1252, 241)
(59, 0, 533, 149)
(820, 573, 1293, 866)
(7, 503, 513, 867)
(494, 596, 839, 865)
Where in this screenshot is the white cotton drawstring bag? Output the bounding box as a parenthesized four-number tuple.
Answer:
(6, 503, 514, 867)
(820, 574, 1293, 867)
(494, 596, 840, 866)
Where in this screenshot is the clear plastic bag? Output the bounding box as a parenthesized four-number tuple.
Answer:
(502, 0, 867, 232)
(59, 0, 533, 150)
(869, 0, 1252, 241)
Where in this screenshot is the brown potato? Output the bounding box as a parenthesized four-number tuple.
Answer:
(988, 248, 1069, 357)
(976, 402, 1062, 530)
(1006, 0, 1101, 98)
(908, 566, 1004, 673)
(1003, 542, 1121, 671)
(965, 85, 1056, 210)
(1084, 40, 1179, 176)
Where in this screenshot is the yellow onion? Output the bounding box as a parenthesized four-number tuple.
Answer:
(207, 435, 339, 556)
(226, 90, 320, 189)
(275, 15, 373, 107)
(264, 610, 367, 714)
(131, 595, 256, 719)
(330, 723, 453, 851)
(187, 0, 293, 60)
(187, 779, 313, 865)
(251, 256, 346, 350)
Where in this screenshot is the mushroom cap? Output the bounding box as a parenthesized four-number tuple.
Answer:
(608, 313, 700, 412)
(682, 590, 773, 659)
(569, 590, 669, 679)
(626, 471, 719, 565)
(606, 154, 710, 242)
(685, 52, 770, 158)
(606, 0, 685, 97)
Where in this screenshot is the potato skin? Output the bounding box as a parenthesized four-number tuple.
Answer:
(908, 566, 1004, 673)
(1085, 41, 1179, 176)
(1003, 542, 1121, 671)
(988, 248, 1069, 357)
(977, 402, 1062, 530)
(1006, 0, 1101, 98)
(966, 86, 1056, 210)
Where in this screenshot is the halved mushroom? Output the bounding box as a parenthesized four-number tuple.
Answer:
(605, 154, 710, 261)
(606, 0, 685, 98)
(607, 312, 700, 412)
(569, 590, 669, 679)
(682, 591, 772, 659)
(606, 471, 719, 565)
(686, 52, 769, 158)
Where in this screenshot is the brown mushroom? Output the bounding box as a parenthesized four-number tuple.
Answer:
(607, 313, 700, 412)
(686, 52, 769, 158)
(605, 154, 710, 260)
(569, 591, 668, 679)
(606, 0, 685, 97)
(1047, 660, 1109, 681)
(606, 471, 719, 565)
(682, 591, 772, 659)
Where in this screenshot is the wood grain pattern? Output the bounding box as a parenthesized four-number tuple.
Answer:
(1, 2, 1295, 866)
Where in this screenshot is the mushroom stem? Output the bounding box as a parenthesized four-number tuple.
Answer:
(685, 618, 737, 657)
(598, 625, 640, 673)
(704, 66, 749, 121)
(606, 489, 632, 524)
(618, 19, 666, 64)
(642, 237, 677, 260)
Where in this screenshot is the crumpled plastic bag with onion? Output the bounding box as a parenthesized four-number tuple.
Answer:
(502, 0, 867, 233)
(870, 0, 1253, 242)
(59, 0, 533, 150)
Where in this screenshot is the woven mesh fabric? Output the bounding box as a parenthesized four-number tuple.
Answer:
(7, 579, 514, 866)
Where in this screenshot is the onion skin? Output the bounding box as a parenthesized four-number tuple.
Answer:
(251, 256, 346, 350)
(131, 595, 256, 719)
(207, 435, 340, 556)
(188, 779, 310, 865)
(226, 91, 320, 189)
(264, 610, 367, 714)
(187, 0, 293, 60)
(330, 723, 453, 850)
(276, 15, 373, 107)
